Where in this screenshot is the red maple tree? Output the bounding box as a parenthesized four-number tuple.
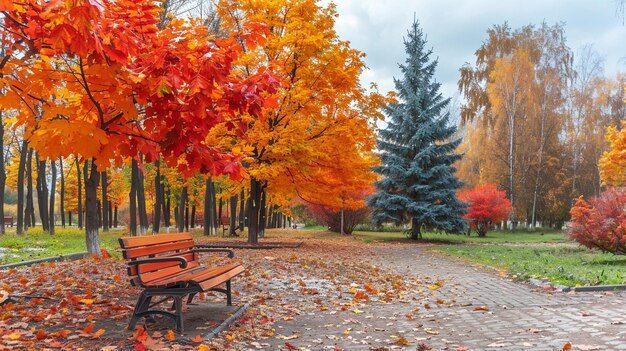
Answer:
(569, 188, 626, 254)
(458, 184, 512, 237)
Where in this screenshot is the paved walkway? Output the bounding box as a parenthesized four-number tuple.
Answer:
(248, 244, 626, 350)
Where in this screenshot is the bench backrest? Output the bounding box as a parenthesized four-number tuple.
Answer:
(118, 233, 198, 285)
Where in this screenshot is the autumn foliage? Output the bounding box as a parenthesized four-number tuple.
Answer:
(569, 188, 626, 255)
(458, 185, 512, 236)
(600, 122, 626, 187)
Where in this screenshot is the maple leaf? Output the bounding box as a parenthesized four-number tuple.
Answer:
(561, 342, 572, 350)
(165, 330, 176, 341)
(190, 335, 204, 343)
(285, 342, 299, 350)
(198, 345, 210, 351)
(83, 323, 94, 334)
(93, 329, 105, 338)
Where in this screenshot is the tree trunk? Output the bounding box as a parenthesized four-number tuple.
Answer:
(340, 207, 345, 235)
(238, 188, 245, 230)
(16, 140, 28, 235)
(136, 157, 149, 234)
(68, 211, 72, 226)
(190, 205, 196, 229)
(26, 149, 35, 229)
(508, 113, 515, 231)
(0, 116, 5, 235)
(83, 159, 89, 229)
(185, 202, 189, 231)
(85, 160, 101, 256)
(114, 205, 118, 228)
(247, 178, 262, 245)
(177, 186, 187, 232)
(36, 153, 49, 231)
(259, 188, 266, 238)
(163, 185, 170, 227)
(101, 171, 108, 231)
(203, 178, 212, 236)
(60, 158, 65, 228)
(49, 160, 56, 235)
(76, 158, 83, 229)
(211, 181, 218, 235)
(108, 202, 112, 229)
(229, 194, 238, 236)
(409, 217, 422, 240)
(217, 198, 223, 230)
(129, 159, 138, 236)
(153, 160, 161, 234)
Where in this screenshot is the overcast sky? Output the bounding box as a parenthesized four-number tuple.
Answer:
(329, 0, 626, 103)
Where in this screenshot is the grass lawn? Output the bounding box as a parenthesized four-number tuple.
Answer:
(434, 245, 626, 286)
(0, 227, 127, 264)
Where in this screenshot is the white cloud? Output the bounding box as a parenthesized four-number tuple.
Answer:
(328, 0, 625, 102)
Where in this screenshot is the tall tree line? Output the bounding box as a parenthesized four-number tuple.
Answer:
(457, 22, 624, 229)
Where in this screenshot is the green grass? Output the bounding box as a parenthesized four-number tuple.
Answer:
(0, 227, 127, 264)
(434, 245, 626, 286)
(352, 229, 569, 244)
(301, 225, 327, 231)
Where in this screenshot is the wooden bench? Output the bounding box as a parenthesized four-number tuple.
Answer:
(3, 217, 13, 227)
(118, 233, 245, 333)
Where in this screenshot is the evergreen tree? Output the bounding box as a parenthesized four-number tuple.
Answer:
(368, 19, 467, 239)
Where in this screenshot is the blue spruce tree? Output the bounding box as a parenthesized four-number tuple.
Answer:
(368, 19, 467, 240)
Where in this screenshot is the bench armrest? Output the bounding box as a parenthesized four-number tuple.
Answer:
(128, 256, 189, 269)
(192, 246, 235, 258)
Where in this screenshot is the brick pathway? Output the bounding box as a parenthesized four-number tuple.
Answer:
(247, 244, 626, 351)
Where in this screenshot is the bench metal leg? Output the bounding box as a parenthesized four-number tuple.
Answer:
(226, 280, 232, 306)
(173, 296, 184, 333)
(186, 293, 197, 305)
(129, 292, 150, 331)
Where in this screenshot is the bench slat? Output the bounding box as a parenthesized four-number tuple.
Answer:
(122, 240, 195, 259)
(146, 264, 239, 288)
(128, 252, 198, 276)
(119, 233, 193, 249)
(197, 265, 245, 291)
(139, 262, 202, 285)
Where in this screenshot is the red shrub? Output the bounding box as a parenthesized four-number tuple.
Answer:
(569, 188, 626, 254)
(458, 184, 512, 237)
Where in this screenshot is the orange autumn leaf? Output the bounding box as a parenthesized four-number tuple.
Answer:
(190, 335, 205, 343)
(165, 330, 176, 341)
(35, 329, 47, 340)
(561, 342, 572, 350)
(93, 329, 105, 338)
(82, 323, 94, 334)
(354, 291, 369, 300)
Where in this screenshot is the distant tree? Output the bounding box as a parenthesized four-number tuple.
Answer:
(368, 19, 467, 240)
(458, 185, 512, 237)
(599, 121, 626, 186)
(307, 204, 369, 235)
(569, 188, 626, 254)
